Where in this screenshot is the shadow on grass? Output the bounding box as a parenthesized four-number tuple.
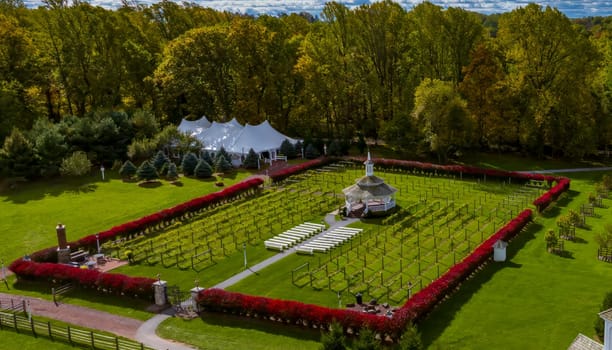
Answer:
(555, 250, 575, 259)
(1, 174, 103, 203)
(198, 312, 322, 342)
(572, 237, 588, 244)
(419, 222, 540, 349)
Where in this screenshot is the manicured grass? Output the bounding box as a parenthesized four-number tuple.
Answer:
(0, 330, 79, 350)
(0, 169, 253, 262)
(157, 313, 321, 350)
(419, 171, 612, 349)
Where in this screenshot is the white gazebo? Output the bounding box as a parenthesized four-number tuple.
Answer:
(342, 152, 397, 217)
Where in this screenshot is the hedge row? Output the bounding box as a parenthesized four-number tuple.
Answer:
(533, 177, 571, 212)
(9, 259, 155, 299)
(268, 158, 335, 183)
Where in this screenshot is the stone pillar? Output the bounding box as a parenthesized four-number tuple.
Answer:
(153, 280, 168, 306)
(190, 286, 204, 312)
(56, 223, 70, 264)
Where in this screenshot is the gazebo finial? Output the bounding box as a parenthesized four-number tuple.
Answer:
(365, 150, 374, 177)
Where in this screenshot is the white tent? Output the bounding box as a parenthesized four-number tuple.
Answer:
(177, 116, 212, 138)
(197, 118, 244, 152)
(229, 120, 300, 155)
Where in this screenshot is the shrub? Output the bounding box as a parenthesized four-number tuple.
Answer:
(243, 148, 259, 169)
(215, 155, 233, 173)
(201, 150, 214, 166)
(305, 144, 320, 159)
(194, 160, 213, 178)
(216, 146, 232, 164)
(0, 127, 38, 178)
(119, 160, 137, 179)
(60, 151, 92, 176)
(137, 160, 158, 181)
(152, 151, 170, 171)
(166, 163, 178, 180)
(353, 327, 381, 350)
(603, 174, 612, 191)
(327, 140, 343, 157)
(545, 230, 558, 251)
(181, 152, 198, 176)
(398, 323, 422, 350)
(566, 209, 582, 227)
(294, 140, 304, 157)
(280, 139, 296, 158)
(595, 292, 612, 339)
(595, 224, 612, 248)
(320, 321, 347, 350)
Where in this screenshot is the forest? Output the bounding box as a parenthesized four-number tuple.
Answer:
(0, 0, 611, 178)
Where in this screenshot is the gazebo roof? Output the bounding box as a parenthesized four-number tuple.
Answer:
(342, 178, 397, 200)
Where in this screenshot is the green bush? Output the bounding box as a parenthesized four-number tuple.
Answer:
(305, 143, 320, 159)
(216, 146, 232, 164)
(243, 148, 259, 169)
(280, 139, 296, 158)
(595, 292, 612, 339)
(166, 162, 179, 180)
(59, 151, 92, 176)
(398, 323, 422, 350)
(202, 150, 214, 166)
(119, 160, 137, 178)
(194, 159, 213, 178)
(320, 321, 346, 350)
(595, 224, 612, 248)
(181, 152, 199, 176)
(545, 229, 558, 250)
(0, 127, 38, 178)
(353, 327, 381, 350)
(137, 160, 159, 181)
(152, 150, 170, 171)
(215, 154, 233, 173)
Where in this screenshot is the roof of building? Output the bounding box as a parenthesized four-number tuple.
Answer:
(342, 179, 397, 200)
(599, 307, 612, 322)
(567, 334, 603, 350)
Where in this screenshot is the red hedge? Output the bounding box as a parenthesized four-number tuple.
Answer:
(268, 158, 335, 183)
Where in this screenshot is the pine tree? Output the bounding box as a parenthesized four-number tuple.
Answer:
(152, 150, 169, 171)
(166, 162, 179, 180)
(216, 146, 232, 164)
(353, 327, 381, 350)
(194, 159, 213, 178)
(181, 152, 199, 176)
(215, 154, 233, 173)
(0, 127, 38, 178)
(280, 139, 296, 158)
(137, 160, 158, 181)
(305, 143, 320, 159)
(119, 160, 138, 179)
(243, 148, 259, 169)
(201, 150, 214, 166)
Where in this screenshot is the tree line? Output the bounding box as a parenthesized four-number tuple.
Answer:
(0, 0, 611, 178)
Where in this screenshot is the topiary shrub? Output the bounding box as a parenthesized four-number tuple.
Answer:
(181, 152, 198, 176)
(243, 148, 259, 169)
(304, 144, 320, 159)
(119, 160, 137, 179)
(280, 139, 296, 158)
(60, 151, 92, 176)
(137, 160, 158, 181)
(215, 155, 233, 173)
(194, 159, 213, 178)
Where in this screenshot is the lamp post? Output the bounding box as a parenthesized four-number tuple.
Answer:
(95, 233, 101, 254)
(243, 243, 247, 269)
(100, 165, 105, 181)
(407, 281, 413, 299)
(1, 259, 5, 280)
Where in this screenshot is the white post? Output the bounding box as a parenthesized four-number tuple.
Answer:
(100, 165, 105, 181)
(604, 314, 612, 350)
(96, 234, 101, 254)
(1, 259, 5, 280)
(243, 243, 247, 269)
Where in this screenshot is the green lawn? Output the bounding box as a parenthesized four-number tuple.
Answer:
(419, 171, 612, 349)
(0, 169, 253, 263)
(158, 313, 321, 350)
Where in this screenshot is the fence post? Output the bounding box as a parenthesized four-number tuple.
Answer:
(30, 317, 36, 337)
(13, 313, 17, 333)
(67, 326, 72, 345)
(48, 321, 52, 340)
(115, 336, 120, 350)
(90, 330, 95, 348)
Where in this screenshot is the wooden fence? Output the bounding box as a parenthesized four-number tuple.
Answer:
(0, 309, 153, 350)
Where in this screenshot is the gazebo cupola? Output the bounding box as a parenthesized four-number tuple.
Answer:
(342, 152, 397, 217)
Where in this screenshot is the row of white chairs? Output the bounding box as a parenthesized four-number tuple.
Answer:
(264, 222, 326, 251)
(296, 227, 363, 255)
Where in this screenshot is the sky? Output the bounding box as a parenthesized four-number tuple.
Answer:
(22, 0, 612, 18)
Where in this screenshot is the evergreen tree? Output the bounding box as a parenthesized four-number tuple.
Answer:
(215, 154, 233, 173)
(137, 160, 159, 181)
(305, 143, 320, 159)
(159, 161, 170, 176)
(166, 162, 179, 180)
(152, 150, 170, 171)
(33, 120, 68, 177)
(201, 150, 214, 166)
(181, 152, 199, 176)
(320, 321, 347, 350)
(194, 159, 213, 178)
(119, 160, 138, 178)
(327, 140, 342, 156)
(353, 327, 381, 350)
(280, 139, 296, 158)
(243, 148, 259, 169)
(0, 127, 38, 178)
(294, 140, 304, 158)
(216, 146, 232, 164)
